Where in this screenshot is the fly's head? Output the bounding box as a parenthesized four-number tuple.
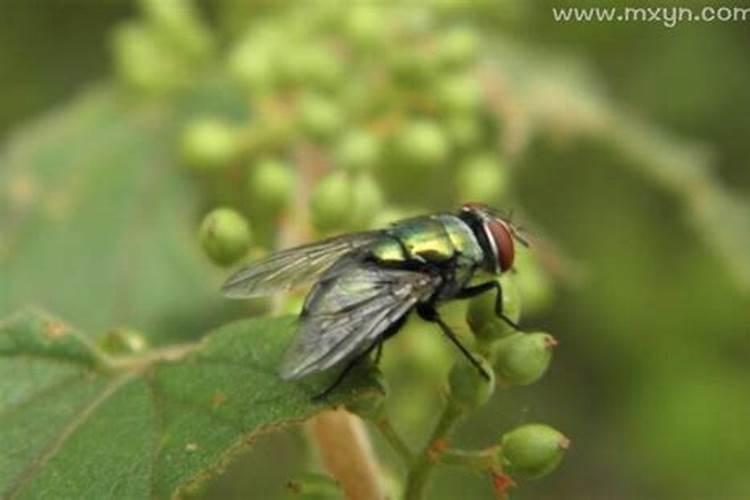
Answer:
(460, 202, 529, 274)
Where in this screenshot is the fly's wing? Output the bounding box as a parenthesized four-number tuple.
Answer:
(279, 255, 440, 380)
(222, 231, 382, 298)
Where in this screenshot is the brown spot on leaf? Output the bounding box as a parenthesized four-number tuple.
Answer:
(211, 391, 227, 408)
(43, 320, 67, 340)
(8, 172, 38, 210)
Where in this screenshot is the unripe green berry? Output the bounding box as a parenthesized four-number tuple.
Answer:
(112, 22, 184, 93)
(198, 208, 251, 266)
(447, 356, 495, 412)
(335, 130, 381, 173)
(436, 76, 482, 115)
(466, 276, 521, 344)
(309, 171, 352, 232)
(457, 155, 509, 203)
(345, 5, 387, 49)
(396, 120, 449, 169)
(492, 332, 556, 385)
(139, 0, 214, 60)
(500, 424, 569, 480)
(298, 94, 344, 142)
(247, 159, 296, 211)
(348, 174, 384, 229)
(97, 327, 149, 356)
(438, 27, 480, 68)
(228, 42, 275, 94)
(181, 118, 239, 170)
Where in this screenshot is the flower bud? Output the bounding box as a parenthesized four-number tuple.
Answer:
(112, 22, 184, 93)
(335, 130, 381, 173)
(500, 424, 569, 480)
(447, 356, 495, 412)
(298, 93, 343, 142)
(309, 171, 352, 232)
(247, 159, 296, 212)
(227, 41, 276, 95)
(492, 332, 556, 386)
(438, 27, 480, 68)
(344, 5, 387, 50)
(348, 174, 384, 229)
(466, 276, 521, 344)
(436, 75, 482, 115)
(396, 120, 449, 170)
(139, 0, 214, 61)
(456, 155, 509, 204)
(198, 208, 251, 266)
(97, 327, 148, 356)
(181, 118, 239, 170)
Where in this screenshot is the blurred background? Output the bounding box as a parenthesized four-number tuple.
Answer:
(1, 1, 749, 499)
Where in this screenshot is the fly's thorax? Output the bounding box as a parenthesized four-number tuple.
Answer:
(385, 216, 457, 264)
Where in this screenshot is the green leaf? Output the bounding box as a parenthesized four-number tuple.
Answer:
(0, 85, 234, 341)
(0, 309, 381, 499)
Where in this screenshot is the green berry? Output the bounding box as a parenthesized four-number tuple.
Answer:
(198, 208, 251, 266)
(349, 174, 384, 229)
(247, 159, 296, 211)
(447, 356, 495, 412)
(457, 155, 508, 203)
(345, 5, 387, 49)
(438, 27, 480, 68)
(335, 130, 381, 172)
(309, 171, 352, 232)
(227, 40, 276, 94)
(500, 424, 569, 480)
(181, 118, 239, 170)
(396, 120, 449, 169)
(466, 275, 521, 344)
(298, 93, 344, 142)
(139, 0, 214, 60)
(112, 22, 184, 93)
(436, 75, 482, 115)
(97, 327, 149, 356)
(492, 332, 556, 386)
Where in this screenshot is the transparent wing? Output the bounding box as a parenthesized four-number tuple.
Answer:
(279, 255, 440, 380)
(222, 231, 382, 298)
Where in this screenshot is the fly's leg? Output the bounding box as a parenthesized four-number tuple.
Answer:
(312, 341, 380, 402)
(416, 303, 491, 381)
(311, 314, 407, 402)
(456, 281, 520, 331)
(373, 341, 384, 365)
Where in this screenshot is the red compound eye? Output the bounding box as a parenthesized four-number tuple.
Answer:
(486, 219, 515, 272)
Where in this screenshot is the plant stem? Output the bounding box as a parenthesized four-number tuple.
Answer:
(308, 409, 386, 500)
(403, 403, 464, 500)
(375, 416, 415, 467)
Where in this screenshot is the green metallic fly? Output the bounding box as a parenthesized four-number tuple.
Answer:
(222, 203, 528, 398)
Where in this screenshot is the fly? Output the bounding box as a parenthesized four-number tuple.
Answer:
(222, 202, 528, 399)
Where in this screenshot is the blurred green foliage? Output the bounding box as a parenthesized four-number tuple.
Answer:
(1, 1, 749, 499)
